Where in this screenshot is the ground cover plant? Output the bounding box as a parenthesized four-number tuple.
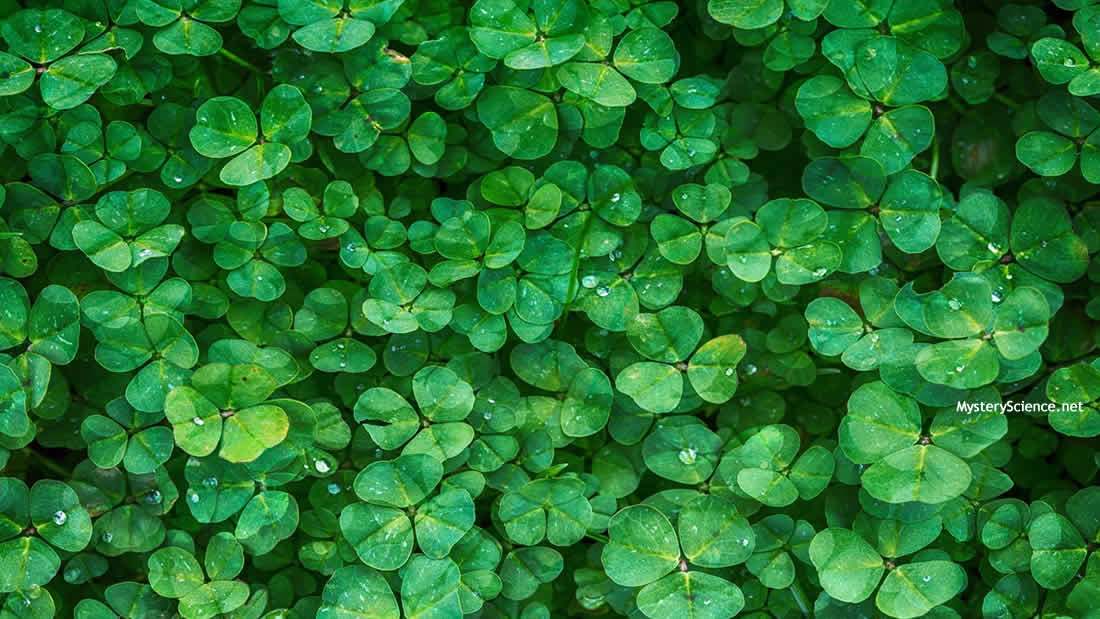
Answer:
(1, 0, 1100, 616)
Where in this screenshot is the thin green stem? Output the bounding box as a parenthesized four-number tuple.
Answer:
(23, 448, 71, 479)
(993, 92, 1020, 110)
(788, 580, 811, 616)
(586, 532, 609, 544)
(558, 209, 598, 331)
(218, 47, 264, 75)
(930, 135, 940, 180)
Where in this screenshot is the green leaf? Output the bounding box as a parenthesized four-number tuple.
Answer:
(40, 55, 117, 110)
(340, 502, 413, 570)
(401, 556, 463, 618)
(861, 445, 972, 505)
(637, 571, 745, 619)
(809, 527, 884, 603)
(840, 381, 921, 464)
(0, 537, 59, 593)
(601, 505, 680, 587)
(148, 547, 203, 599)
(153, 19, 223, 56)
(190, 97, 257, 158)
(678, 495, 754, 568)
(687, 334, 747, 403)
(1029, 512, 1088, 589)
(1016, 131, 1077, 176)
(613, 28, 678, 84)
(292, 18, 375, 53)
(477, 87, 558, 160)
(2, 9, 85, 63)
(616, 362, 683, 414)
(353, 454, 443, 507)
(318, 566, 399, 619)
(1031, 38, 1089, 84)
(856, 37, 948, 105)
(796, 76, 872, 148)
(707, 0, 783, 29)
(220, 143, 292, 185)
(557, 63, 636, 107)
(875, 560, 967, 619)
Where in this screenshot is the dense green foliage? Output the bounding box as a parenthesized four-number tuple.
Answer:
(1, 0, 1100, 617)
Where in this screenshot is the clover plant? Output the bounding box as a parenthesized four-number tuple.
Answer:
(2, 0, 1100, 618)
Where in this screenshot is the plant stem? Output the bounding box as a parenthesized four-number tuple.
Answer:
(585, 532, 609, 544)
(789, 580, 811, 616)
(558, 209, 597, 331)
(993, 92, 1019, 110)
(218, 47, 264, 75)
(23, 448, 71, 479)
(930, 136, 940, 180)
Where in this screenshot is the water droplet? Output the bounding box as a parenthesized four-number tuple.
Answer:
(1041, 240, 1049, 248)
(338, 361, 347, 368)
(611, 193, 621, 202)
(581, 275, 598, 288)
(741, 538, 750, 546)
(483, 412, 492, 420)
(745, 363, 758, 375)
(337, 343, 345, 349)
(65, 567, 80, 582)
(327, 483, 341, 495)
(947, 298, 962, 311)
(987, 242, 1000, 254)
(53, 511, 67, 526)
(1064, 57, 1076, 67)
(922, 575, 931, 583)
(812, 267, 827, 277)
(203, 476, 218, 488)
(172, 176, 183, 183)
(188, 491, 200, 504)
(991, 290, 1003, 303)
(725, 368, 734, 376)
(145, 490, 162, 504)
(192, 416, 204, 426)
(955, 365, 965, 373)
(967, 56, 977, 69)
(596, 286, 610, 297)
(101, 533, 113, 543)
(315, 460, 331, 473)
(34, 24, 41, 32)
(678, 448, 698, 465)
